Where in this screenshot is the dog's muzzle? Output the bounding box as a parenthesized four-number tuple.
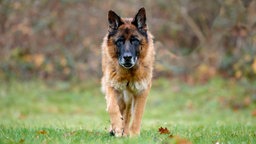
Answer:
(119, 53, 137, 69)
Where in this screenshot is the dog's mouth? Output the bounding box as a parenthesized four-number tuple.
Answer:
(118, 57, 137, 69)
(122, 63, 134, 69)
(119, 61, 136, 69)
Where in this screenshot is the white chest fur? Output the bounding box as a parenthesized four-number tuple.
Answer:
(110, 79, 149, 94)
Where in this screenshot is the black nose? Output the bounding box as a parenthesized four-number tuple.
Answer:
(123, 53, 132, 61)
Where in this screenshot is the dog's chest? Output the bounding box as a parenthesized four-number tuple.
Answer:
(110, 79, 148, 93)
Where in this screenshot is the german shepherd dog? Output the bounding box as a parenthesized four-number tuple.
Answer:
(101, 7, 154, 137)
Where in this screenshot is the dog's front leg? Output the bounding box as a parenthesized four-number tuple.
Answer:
(129, 88, 150, 137)
(122, 101, 132, 136)
(106, 86, 123, 137)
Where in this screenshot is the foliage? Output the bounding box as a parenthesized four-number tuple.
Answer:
(0, 0, 255, 80)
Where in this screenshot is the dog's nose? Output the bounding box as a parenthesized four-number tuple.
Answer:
(123, 53, 132, 61)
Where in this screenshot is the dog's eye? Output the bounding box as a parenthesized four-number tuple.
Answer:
(116, 38, 124, 46)
(130, 38, 140, 45)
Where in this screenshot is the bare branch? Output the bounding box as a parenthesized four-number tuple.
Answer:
(180, 7, 207, 46)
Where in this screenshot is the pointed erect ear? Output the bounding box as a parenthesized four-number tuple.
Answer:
(108, 10, 123, 32)
(132, 7, 147, 30)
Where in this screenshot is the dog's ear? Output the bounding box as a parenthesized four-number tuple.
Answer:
(108, 10, 123, 32)
(132, 7, 147, 31)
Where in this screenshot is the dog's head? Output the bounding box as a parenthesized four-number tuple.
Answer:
(107, 8, 148, 69)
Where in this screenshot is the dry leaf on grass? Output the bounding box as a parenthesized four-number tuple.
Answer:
(37, 130, 47, 135)
(19, 139, 25, 143)
(172, 136, 192, 144)
(158, 127, 192, 144)
(252, 109, 256, 117)
(158, 127, 170, 134)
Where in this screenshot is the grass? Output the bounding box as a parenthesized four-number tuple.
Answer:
(0, 77, 256, 144)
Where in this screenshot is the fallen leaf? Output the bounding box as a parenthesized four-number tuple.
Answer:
(168, 134, 174, 138)
(158, 127, 191, 144)
(158, 127, 170, 134)
(172, 136, 192, 144)
(252, 109, 256, 117)
(19, 139, 25, 143)
(232, 103, 243, 111)
(37, 130, 47, 135)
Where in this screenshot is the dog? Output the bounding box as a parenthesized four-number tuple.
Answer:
(101, 7, 155, 137)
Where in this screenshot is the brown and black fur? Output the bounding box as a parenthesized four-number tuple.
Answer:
(101, 7, 154, 137)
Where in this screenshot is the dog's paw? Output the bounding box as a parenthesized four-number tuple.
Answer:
(109, 128, 124, 137)
(109, 129, 115, 136)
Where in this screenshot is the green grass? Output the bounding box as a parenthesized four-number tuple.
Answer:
(0, 77, 256, 144)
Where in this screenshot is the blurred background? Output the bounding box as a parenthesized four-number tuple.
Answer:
(0, 1, 256, 143)
(0, 0, 255, 82)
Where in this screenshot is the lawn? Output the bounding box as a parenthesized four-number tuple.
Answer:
(0, 77, 255, 144)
